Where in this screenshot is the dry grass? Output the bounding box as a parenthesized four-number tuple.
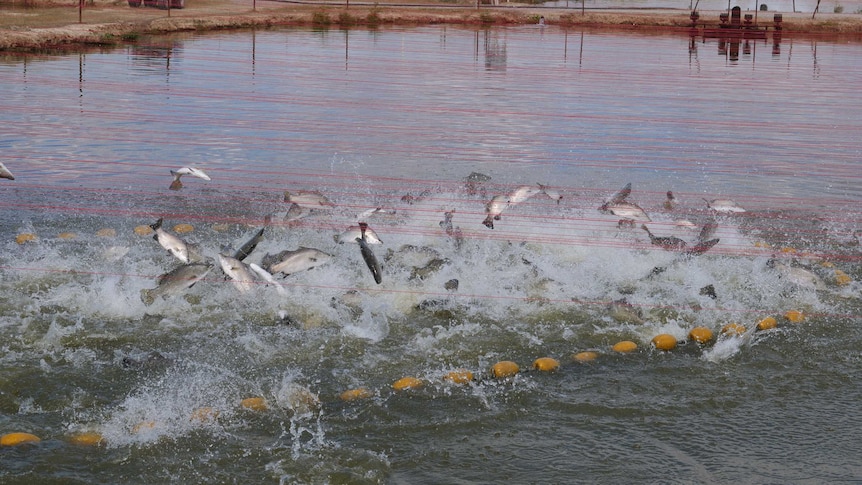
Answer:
(2, 0, 861, 51)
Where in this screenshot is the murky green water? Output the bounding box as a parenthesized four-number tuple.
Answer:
(1, 26, 860, 483)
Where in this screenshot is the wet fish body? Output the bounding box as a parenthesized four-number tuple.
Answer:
(233, 225, 266, 262)
(606, 202, 651, 222)
(641, 224, 687, 251)
(248, 263, 289, 296)
(338, 223, 382, 244)
(284, 190, 335, 208)
(538, 183, 563, 204)
(483, 195, 510, 229)
(704, 198, 746, 213)
(150, 218, 198, 263)
(218, 253, 257, 293)
(0, 162, 14, 180)
(262, 247, 333, 276)
(169, 167, 211, 190)
(599, 182, 632, 211)
(356, 237, 383, 284)
(508, 185, 543, 206)
(141, 262, 213, 305)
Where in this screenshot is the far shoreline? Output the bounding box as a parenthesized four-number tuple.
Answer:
(2, 0, 862, 51)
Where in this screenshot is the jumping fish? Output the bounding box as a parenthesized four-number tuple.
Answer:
(169, 167, 211, 190)
(663, 191, 677, 210)
(685, 237, 720, 256)
(483, 194, 510, 229)
(0, 162, 14, 180)
(704, 198, 746, 213)
(283, 203, 310, 225)
(604, 201, 651, 222)
(338, 222, 382, 244)
(538, 183, 563, 204)
(767, 259, 827, 290)
(283, 190, 335, 208)
(355, 207, 396, 222)
(356, 237, 383, 284)
(508, 185, 544, 206)
(248, 263, 289, 296)
(141, 262, 213, 305)
(233, 217, 269, 262)
(218, 253, 257, 294)
(150, 218, 200, 263)
(262, 247, 332, 276)
(697, 218, 719, 243)
(641, 224, 687, 251)
(599, 182, 632, 211)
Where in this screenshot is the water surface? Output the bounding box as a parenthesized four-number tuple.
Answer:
(1, 26, 861, 484)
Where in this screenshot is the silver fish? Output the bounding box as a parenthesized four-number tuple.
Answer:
(767, 260, 826, 290)
(338, 223, 382, 244)
(283, 190, 335, 208)
(704, 198, 746, 213)
(641, 224, 687, 251)
(483, 194, 510, 229)
(507, 185, 543, 206)
(599, 182, 632, 211)
(356, 237, 382, 284)
(248, 263, 289, 296)
(169, 167, 211, 190)
(283, 203, 311, 225)
(233, 220, 268, 262)
(141, 262, 213, 305)
(355, 207, 396, 222)
(150, 218, 200, 264)
(605, 202, 651, 222)
(262, 247, 333, 276)
(0, 162, 14, 180)
(218, 253, 257, 293)
(538, 183, 562, 204)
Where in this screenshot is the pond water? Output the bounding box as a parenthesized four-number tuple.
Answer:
(1, 25, 861, 484)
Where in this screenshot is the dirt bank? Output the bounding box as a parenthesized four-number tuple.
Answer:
(2, 0, 861, 51)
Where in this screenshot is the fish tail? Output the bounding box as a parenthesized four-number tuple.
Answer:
(482, 216, 494, 229)
(150, 218, 163, 231)
(169, 179, 183, 191)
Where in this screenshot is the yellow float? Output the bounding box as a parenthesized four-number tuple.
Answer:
(134, 224, 153, 236)
(572, 351, 599, 363)
(190, 407, 219, 423)
(173, 223, 194, 234)
(688, 327, 714, 345)
(721, 323, 746, 336)
(834, 270, 852, 286)
(443, 369, 474, 385)
(651, 334, 677, 351)
(15, 233, 37, 244)
(532, 357, 560, 372)
(756, 316, 778, 331)
(339, 388, 373, 401)
(240, 396, 269, 411)
(491, 361, 520, 378)
(612, 341, 638, 353)
(57, 232, 77, 239)
(0, 432, 41, 446)
(784, 310, 805, 323)
(392, 377, 423, 391)
(68, 432, 105, 446)
(96, 228, 116, 237)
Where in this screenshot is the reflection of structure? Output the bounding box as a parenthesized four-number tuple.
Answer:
(131, 40, 183, 72)
(689, 30, 783, 64)
(483, 30, 507, 72)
